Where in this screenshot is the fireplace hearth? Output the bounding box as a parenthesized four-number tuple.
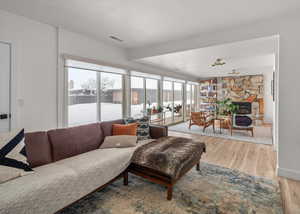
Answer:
(235, 115, 252, 127)
(232, 102, 253, 127)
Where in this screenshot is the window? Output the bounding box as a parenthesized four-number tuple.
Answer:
(174, 82, 183, 122)
(186, 84, 192, 118)
(130, 76, 145, 118)
(146, 78, 159, 120)
(66, 60, 125, 126)
(130, 73, 160, 120)
(68, 68, 98, 126)
(163, 81, 173, 121)
(146, 79, 159, 109)
(100, 72, 123, 121)
(162, 80, 185, 124)
(191, 84, 197, 112)
(66, 60, 190, 126)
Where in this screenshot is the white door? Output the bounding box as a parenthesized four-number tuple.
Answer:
(0, 42, 11, 133)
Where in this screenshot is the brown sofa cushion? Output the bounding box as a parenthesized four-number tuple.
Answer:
(48, 123, 103, 162)
(100, 119, 124, 137)
(25, 132, 53, 168)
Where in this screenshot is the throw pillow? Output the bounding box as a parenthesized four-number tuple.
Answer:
(112, 123, 137, 136)
(125, 116, 150, 140)
(100, 135, 138, 149)
(0, 129, 33, 184)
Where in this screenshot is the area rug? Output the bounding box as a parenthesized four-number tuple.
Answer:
(59, 162, 283, 214)
(169, 122, 273, 145)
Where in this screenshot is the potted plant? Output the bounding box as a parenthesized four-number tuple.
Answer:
(216, 98, 239, 116)
(157, 106, 164, 113)
(166, 104, 172, 112)
(151, 106, 158, 114)
(174, 104, 183, 115)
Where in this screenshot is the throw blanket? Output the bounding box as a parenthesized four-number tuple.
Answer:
(131, 136, 206, 180)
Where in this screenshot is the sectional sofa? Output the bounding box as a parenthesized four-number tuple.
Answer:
(0, 119, 168, 214)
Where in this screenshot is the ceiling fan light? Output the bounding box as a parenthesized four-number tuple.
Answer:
(211, 58, 226, 67)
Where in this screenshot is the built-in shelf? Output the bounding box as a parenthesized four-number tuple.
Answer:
(199, 78, 217, 113)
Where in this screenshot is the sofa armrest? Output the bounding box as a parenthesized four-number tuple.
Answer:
(149, 125, 168, 139)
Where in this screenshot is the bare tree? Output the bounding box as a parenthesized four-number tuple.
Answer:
(81, 78, 97, 90)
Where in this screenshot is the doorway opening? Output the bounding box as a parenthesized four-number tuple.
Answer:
(0, 41, 12, 133)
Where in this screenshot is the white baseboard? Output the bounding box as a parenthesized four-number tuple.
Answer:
(277, 167, 300, 181)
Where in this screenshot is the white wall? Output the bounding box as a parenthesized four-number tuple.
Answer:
(0, 10, 57, 132)
(277, 17, 300, 180)
(263, 70, 274, 124)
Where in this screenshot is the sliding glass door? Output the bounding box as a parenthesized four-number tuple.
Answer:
(146, 78, 159, 121)
(130, 75, 160, 118)
(163, 81, 173, 122)
(162, 80, 184, 124)
(185, 83, 197, 119)
(174, 82, 183, 122)
(191, 84, 197, 112)
(186, 84, 192, 119)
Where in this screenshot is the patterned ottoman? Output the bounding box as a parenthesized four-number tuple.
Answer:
(127, 136, 206, 200)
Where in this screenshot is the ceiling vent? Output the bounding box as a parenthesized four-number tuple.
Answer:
(109, 35, 123, 42)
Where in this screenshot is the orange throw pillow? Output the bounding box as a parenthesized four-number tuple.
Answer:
(112, 123, 137, 136)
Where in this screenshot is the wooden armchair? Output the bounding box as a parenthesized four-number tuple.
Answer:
(189, 112, 215, 132)
(231, 114, 254, 137)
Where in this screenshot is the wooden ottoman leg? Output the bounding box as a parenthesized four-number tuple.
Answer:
(123, 171, 128, 186)
(167, 185, 173, 200)
(196, 162, 200, 171)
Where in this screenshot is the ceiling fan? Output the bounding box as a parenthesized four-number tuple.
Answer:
(211, 58, 226, 67)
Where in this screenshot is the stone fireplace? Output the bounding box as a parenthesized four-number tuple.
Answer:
(217, 75, 264, 125)
(233, 102, 253, 127)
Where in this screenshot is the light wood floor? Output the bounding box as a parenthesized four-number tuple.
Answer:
(169, 131, 300, 214)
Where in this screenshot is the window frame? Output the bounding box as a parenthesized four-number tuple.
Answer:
(63, 59, 194, 127)
(130, 75, 146, 118)
(129, 73, 160, 118)
(162, 80, 174, 122)
(99, 71, 124, 122)
(65, 64, 126, 126)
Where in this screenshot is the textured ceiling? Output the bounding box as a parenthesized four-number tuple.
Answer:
(138, 37, 277, 77)
(0, 0, 298, 48)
